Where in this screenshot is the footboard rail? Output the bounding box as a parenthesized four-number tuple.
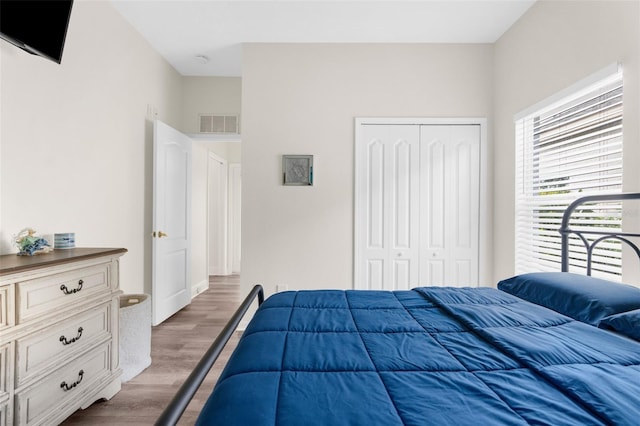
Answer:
(155, 284, 265, 426)
(560, 192, 640, 274)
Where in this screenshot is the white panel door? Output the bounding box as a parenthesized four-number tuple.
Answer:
(356, 125, 420, 290)
(152, 120, 192, 325)
(420, 125, 480, 286)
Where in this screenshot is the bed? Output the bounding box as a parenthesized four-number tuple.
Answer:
(156, 193, 640, 426)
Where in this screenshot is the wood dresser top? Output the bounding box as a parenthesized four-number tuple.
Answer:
(0, 247, 128, 276)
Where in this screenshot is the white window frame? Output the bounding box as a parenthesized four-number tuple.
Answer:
(514, 63, 624, 280)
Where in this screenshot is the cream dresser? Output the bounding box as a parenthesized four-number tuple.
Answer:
(0, 248, 127, 425)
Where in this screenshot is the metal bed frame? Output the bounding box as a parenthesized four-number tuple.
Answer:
(560, 192, 640, 275)
(156, 192, 640, 426)
(155, 284, 264, 426)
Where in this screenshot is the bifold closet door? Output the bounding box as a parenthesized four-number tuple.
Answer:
(420, 125, 480, 286)
(357, 125, 420, 290)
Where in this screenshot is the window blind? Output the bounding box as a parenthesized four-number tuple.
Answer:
(515, 69, 623, 280)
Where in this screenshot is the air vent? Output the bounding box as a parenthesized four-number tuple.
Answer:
(199, 114, 239, 134)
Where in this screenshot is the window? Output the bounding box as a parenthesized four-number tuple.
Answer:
(515, 65, 623, 280)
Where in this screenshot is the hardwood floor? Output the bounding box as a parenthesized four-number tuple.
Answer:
(63, 276, 242, 425)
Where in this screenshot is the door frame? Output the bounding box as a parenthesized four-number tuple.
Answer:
(353, 117, 489, 288)
(228, 163, 242, 274)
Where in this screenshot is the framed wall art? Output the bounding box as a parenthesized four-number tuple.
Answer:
(283, 155, 313, 186)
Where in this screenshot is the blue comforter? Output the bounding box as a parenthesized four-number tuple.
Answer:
(196, 287, 640, 425)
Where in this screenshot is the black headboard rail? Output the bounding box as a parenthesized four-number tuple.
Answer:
(559, 192, 640, 274)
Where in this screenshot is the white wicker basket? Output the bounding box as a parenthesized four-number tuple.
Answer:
(119, 294, 151, 382)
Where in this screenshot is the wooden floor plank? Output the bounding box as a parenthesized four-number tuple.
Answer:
(62, 276, 241, 425)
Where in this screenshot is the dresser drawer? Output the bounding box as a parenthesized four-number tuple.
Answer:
(17, 263, 110, 323)
(16, 343, 111, 426)
(16, 303, 111, 386)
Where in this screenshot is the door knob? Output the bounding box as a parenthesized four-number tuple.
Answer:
(158, 231, 168, 238)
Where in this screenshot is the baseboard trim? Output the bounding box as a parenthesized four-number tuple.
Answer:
(191, 279, 209, 298)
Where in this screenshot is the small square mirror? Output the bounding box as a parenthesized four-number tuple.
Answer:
(283, 155, 313, 186)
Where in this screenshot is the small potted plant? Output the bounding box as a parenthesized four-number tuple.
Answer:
(14, 228, 52, 256)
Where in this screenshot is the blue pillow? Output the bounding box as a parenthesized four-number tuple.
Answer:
(497, 272, 640, 325)
(598, 309, 640, 341)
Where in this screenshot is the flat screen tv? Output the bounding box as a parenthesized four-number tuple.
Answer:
(0, 0, 73, 64)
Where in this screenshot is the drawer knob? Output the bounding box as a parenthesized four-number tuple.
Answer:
(60, 369, 84, 391)
(60, 279, 84, 295)
(60, 327, 84, 346)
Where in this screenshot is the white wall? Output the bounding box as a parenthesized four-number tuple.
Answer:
(207, 142, 241, 164)
(493, 0, 640, 283)
(0, 1, 184, 295)
(182, 77, 242, 134)
(241, 43, 494, 299)
(191, 142, 210, 295)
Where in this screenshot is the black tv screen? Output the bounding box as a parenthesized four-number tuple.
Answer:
(0, 0, 73, 64)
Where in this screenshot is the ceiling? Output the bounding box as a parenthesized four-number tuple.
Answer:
(110, 0, 536, 77)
